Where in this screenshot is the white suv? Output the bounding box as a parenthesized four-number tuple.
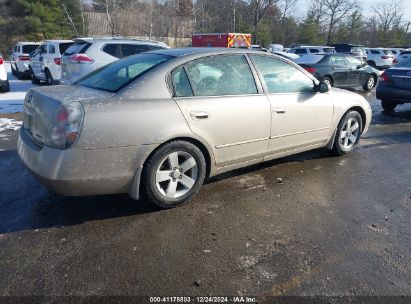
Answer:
(29, 40, 73, 85)
(0, 53, 10, 92)
(393, 49, 411, 64)
(61, 37, 169, 83)
(10, 42, 41, 79)
(288, 46, 336, 56)
(366, 48, 394, 69)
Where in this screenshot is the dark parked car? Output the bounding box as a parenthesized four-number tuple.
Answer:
(331, 44, 367, 61)
(376, 58, 411, 111)
(296, 54, 380, 91)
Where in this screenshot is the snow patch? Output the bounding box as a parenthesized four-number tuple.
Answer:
(0, 118, 23, 132)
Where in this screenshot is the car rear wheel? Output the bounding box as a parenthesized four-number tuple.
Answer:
(45, 70, 54, 85)
(323, 77, 333, 88)
(143, 141, 206, 209)
(30, 67, 40, 84)
(363, 75, 376, 91)
(1, 80, 10, 92)
(381, 100, 397, 112)
(333, 111, 363, 156)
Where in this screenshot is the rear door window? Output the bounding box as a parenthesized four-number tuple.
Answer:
(184, 55, 257, 96)
(102, 43, 120, 57)
(310, 49, 320, 53)
(371, 50, 380, 55)
(295, 49, 307, 54)
(120, 44, 151, 57)
(22, 45, 39, 54)
(172, 67, 193, 97)
(49, 45, 56, 54)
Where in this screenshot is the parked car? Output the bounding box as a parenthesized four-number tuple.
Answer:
(10, 42, 41, 79)
(296, 54, 380, 91)
(18, 48, 371, 208)
(366, 48, 394, 69)
(267, 44, 284, 52)
(60, 37, 169, 83)
(29, 40, 74, 85)
(331, 44, 367, 61)
(0, 53, 10, 92)
(389, 48, 404, 56)
(376, 57, 411, 111)
(393, 49, 411, 64)
(288, 46, 336, 56)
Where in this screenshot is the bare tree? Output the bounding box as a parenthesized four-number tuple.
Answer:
(320, 0, 360, 44)
(246, 0, 278, 43)
(372, 1, 404, 32)
(92, 0, 127, 35)
(278, 0, 297, 20)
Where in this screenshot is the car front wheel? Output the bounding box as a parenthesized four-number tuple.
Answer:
(143, 141, 206, 208)
(333, 111, 363, 156)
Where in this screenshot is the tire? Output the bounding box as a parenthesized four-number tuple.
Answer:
(323, 76, 333, 88)
(30, 67, 40, 85)
(333, 111, 363, 156)
(1, 81, 10, 92)
(381, 100, 397, 112)
(143, 141, 207, 209)
(45, 69, 54, 85)
(11, 64, 16, 76)
(363, 75, 376, 91)
(15, 67, 23, 80)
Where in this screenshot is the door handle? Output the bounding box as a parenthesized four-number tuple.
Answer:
(273, 108, 286, 114)
(190, 111, 209, 119)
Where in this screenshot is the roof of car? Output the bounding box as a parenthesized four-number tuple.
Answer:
(16, 42, 41, 45)
(147, 47, 271, 57)
(44, 40, 73, 43)
(74, 37, 167, 46)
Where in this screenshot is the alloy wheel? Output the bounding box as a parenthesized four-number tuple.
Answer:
(367, 77, 375, 89)
(339, 118, 360, 150)
(155, 151, 198, 199)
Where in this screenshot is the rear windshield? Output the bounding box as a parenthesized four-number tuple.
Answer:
(64, 41, 91, 56)
(59, 42, 73, 55)
(76, 53, 173, 92)
(401, 51, 411, 55)
(396, 58, 411, 67)
(295, 55, 325, 64)
(323, 48, 335, 53)
(22, 45, 39, 54)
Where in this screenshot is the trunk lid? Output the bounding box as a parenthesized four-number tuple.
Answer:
(387, 68, 411, 89)
(23, 85, 112, 147)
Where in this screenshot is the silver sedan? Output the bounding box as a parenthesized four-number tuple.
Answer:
(18, 48, 372, 208)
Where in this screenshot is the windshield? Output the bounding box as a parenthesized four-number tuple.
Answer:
(76, 53, 173, 92)
(63, 41, 90, 56)
(396, 58, 411, 68)
(22, 45, 39, 54)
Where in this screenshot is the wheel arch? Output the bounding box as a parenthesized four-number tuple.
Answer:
(323, 75, 334, 85)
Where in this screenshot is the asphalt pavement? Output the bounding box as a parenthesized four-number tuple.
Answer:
(0, 85, 410, 301)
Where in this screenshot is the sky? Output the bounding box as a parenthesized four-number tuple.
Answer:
(296, 0, 411, 22)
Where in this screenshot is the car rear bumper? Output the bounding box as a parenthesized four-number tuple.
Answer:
(17, 128, 156, 198)
(376, 83, 411, 103)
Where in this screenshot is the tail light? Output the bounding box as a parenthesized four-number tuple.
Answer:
(49, 102, 84, 149)
(0, 57, 3, 65)
(380, 72, 389, 82)
(304, 67, 317, 73)
(54, 58, 61, 65)
(381, 56, 390, 60)
(69, 54, 93, 64)
(18, 56, 30, 61)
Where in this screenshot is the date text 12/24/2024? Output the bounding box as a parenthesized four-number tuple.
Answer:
(149, 296, 256, 303)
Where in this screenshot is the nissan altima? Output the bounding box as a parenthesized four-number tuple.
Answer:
(18, 48, 372, 208)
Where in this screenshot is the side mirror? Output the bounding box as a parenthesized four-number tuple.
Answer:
(316, 81, 330, 93)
